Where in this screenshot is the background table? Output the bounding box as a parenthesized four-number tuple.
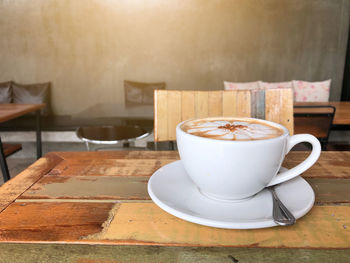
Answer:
(0, 151, 349, 262)
(294, 101, 350, 126)
(76, 125, 150, 150)
(0, 103, 45, 158)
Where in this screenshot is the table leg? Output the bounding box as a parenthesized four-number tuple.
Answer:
(0, 137, 10, 182)
(36, 110, 42, 159)
(85, 142, 90, 151)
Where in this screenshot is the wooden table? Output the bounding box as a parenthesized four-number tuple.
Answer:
(0, 151, 349, 262)
(0, 104, 45, 182)
(294, 101, 350, 126)
(0, 103, 45, 158)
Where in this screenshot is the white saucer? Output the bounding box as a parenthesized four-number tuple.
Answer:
(148, 160, 315, 229)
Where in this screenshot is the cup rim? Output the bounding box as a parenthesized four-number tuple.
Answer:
(176, 117, 289, 143)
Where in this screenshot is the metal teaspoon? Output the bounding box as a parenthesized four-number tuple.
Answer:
(268, 186, 296, 226)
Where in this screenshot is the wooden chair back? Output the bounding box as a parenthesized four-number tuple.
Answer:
(154, 89, 294, 142)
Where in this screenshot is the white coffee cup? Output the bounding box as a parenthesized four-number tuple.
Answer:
(176, 117, 321, 201)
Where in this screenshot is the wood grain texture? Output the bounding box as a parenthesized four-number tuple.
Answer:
(280, 88, 294, 135)
(84, 203, 350, 249)
(18, 176, 350, 204)
(0, 150, 349, 252)
(222, 91, 237, 116)
(154, 90, 168, 142)
(0, 202, 114, 242)
(307, 178, 350, 204)
(47, 159, 173, 177)
(53, 151, 350, 179)
(195, 91, 209, 118)
(154, 90, 293, 142)
(54, 151, 180, 160)
(236, 90, 251, 117)
(19, 175, 151, 200)
(265, 88, 294, 135)
(0, 201, 348, 248)
(283, 151, 350, 178)
(0, 244, 349, 263)
(181, 91, 195, 121)
(251, 89, 265, 119)
(265, 88, 282, 125)
(167, 91, 182, 141)
(208, 91, 223, 117)
(0, 153, 62, 212)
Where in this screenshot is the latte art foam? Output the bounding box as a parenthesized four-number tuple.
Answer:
(181, 118, 284, 141)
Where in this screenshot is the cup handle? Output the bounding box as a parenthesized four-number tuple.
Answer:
(267, 134, 321, 187)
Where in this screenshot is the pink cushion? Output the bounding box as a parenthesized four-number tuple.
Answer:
(224, 81, 260, 90)
(292, 80, 331, 102)
(259, 81, 293, 89)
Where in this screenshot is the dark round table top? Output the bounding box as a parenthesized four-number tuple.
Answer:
(76, 125, 149, 144)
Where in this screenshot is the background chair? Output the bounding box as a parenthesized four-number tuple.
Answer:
(294, 105, 335, 150)
(154, 89, 294, 147)
(0, 137, 22, 182)
(124, 80, 165, 107)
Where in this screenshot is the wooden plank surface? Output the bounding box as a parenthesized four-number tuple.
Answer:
(52, 151, 350, 178)
(195, 91, 209, 118)
(236, 90, 251, 117)
(154, 90, 293, 141)
(54, 151, 180, 160)
(167, 91, 182, 141)
(0, 153, 62, 212)
(0, 103, 45, 123)
(282, 151, 350, 178)
(17, 176, 350, 204)
(0, 202, 113, 241)
(19, 175, 151, 200)
(154, 90, 168, 142)
(222, 91, 237, 116)
(265, 88, 294, 134)
(15, 151, 350, 202)
(280, 88, 294, 135)
(0, 243, 349, 263)
(85, 203, 350, 248)
(47, 159, 173, 176)
(307, 178, 350, 204)
(208, 91, 223, 117)
(1, 201, 348, 248)
(181, 91, 195, 121)
(0, 150, 349, 252)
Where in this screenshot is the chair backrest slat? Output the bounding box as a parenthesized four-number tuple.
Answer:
(154, 89, 293, 142)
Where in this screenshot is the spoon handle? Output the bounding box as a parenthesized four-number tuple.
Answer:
(269, 187, 296, 226)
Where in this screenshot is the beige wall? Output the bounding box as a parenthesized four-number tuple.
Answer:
(0, 0, 349, 116)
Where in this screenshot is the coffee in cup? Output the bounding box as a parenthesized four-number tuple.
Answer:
(176, 117, 321, 201)
(181, 118, 284, 141)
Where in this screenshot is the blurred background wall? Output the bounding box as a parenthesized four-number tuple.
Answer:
(0, 0, 349, 116)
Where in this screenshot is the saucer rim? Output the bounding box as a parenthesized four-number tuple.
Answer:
(148, 160, 315, 229)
